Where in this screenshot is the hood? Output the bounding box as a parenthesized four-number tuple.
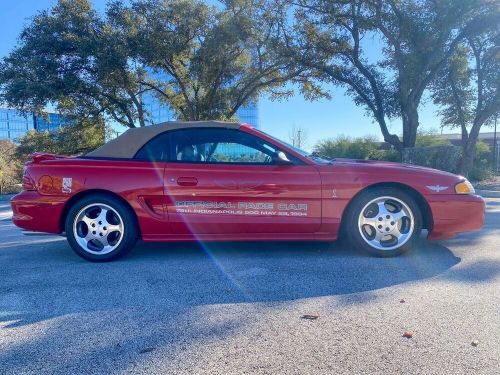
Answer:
(332, 158, 459, 177)
(317, 158, 469, 195)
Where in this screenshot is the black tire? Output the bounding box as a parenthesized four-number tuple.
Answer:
(343, 187, 422, 257)
(65, 193, 139, 262)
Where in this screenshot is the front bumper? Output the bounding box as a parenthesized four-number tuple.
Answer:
(11, 191, 67, 234)
(427, 194, 485, 240)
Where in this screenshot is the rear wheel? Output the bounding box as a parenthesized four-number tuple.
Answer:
(65, 194, 138, 262)
(344, 188, 422, 257)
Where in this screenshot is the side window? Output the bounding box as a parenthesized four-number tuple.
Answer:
(211, 143, 269, 163)
(134, 128, 301, 164)
(170, 128, 292, 165)
(135, 132, 170, 161)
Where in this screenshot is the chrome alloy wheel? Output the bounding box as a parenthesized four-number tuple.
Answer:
(73, 203, 124, 255)
(357, 196, 414, 251)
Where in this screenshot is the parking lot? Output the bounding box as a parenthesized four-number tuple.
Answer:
(1, 197, 499, 374)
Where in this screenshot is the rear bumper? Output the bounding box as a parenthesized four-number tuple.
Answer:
(427, 194, 485, 240)
(11, 191, 67, 234)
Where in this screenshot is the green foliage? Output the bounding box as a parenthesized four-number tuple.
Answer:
(431, 23, 499, 175)
(415, 130, 451, 147)
(402, 145, 462, 173)
(469, 140, 494, 181)
(0, 0, 141, 127)
(313, 130, 492, 179)
(431, 44, 474, 130)
(16, 118, 108, 161)
(314, 135, 399, 161)
(315, 135, 378, 159)
(0, 140, 22, 194)
(0, 140, 23, 194)
(0, 0, 297, 127)
(400, 129, 459, 173)
(280, 0, 498, 149)
(402, 139, 494, 177)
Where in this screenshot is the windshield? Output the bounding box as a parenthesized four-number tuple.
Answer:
(253, 129, 333, 164)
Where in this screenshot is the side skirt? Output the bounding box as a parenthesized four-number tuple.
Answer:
(141, 232, 337, 242)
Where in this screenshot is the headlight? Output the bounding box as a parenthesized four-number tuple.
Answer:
(455, 180, 475, 194)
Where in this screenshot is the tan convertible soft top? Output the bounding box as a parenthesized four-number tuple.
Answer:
(86, 120, 241, 159)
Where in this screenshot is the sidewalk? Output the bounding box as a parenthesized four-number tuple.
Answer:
(473, 176, 500, 198)
(476, 189, 500, 198)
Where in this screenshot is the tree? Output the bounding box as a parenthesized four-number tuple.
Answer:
(108, 0, 302, 121)
(0, 140, 22, 194)
(16, 118, 109, 161)
(278, 0, 498, 150)
(432, 30, 500, 175)
(0, 0, 301, 126)
(0, 0, 155, 128)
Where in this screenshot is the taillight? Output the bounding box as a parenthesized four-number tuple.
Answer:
(22, 167, 36, 191)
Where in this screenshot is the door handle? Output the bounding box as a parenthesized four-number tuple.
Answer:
(177, 177, 198, 186)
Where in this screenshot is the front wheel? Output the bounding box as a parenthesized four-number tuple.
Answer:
(344, 188, 422, 257)
(65, 194, 138, 262)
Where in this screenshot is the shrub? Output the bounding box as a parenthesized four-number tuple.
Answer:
(308, 130, 495, 179)
(16, 118, 109, 162)
(0, 139, 23, 194)
(402, 145, 462, 173)
(315, 135, 379, 159)
(314, 135, 401, 162)
(415, 129, 451, 147)
(468, 140, 493, 181)
(401, 140, 494, 178)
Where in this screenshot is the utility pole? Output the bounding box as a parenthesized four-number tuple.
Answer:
(494, 115, 498, 171)
(297, 130, 302, 149)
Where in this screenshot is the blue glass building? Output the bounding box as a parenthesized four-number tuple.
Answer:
(34, 112, 68, 132)
(0, 108, 34, 141)
(234, 103, 259, 128)
(142, 93, 259, 128)
(142, 97, 259, 128)
(141, 71, 259, 128)
(0, 107, 68, 142)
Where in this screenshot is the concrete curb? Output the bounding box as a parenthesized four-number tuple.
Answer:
(476, 189, 500, 198)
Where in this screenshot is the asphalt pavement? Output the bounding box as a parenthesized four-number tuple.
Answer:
(0, 198, 499, 374)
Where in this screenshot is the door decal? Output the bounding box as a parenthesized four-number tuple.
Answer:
(174, 200, 309, 217)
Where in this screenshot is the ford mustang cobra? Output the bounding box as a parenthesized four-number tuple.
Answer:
(11, 121, 485, 261)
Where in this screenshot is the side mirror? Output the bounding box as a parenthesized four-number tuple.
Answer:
(274, 151, 293, 165)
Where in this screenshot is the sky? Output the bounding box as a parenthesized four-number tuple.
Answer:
(0, 0, 451, 148)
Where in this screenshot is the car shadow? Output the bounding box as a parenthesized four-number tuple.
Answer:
(1, 236, 460, 327)
(132, 237, 460, 296)
(1, 199, 496, 373)
(0, 233, 461, 373)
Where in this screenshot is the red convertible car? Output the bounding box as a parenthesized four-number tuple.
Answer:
(11, 121, 485, 262)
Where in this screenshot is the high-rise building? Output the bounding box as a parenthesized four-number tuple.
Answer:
(0, 108, 34, 141)
(142, 97, 259, 128)
(0, 108, 68, 142)
(140, 71, 259, 128)
(234, 103, 259, 128)
(34, 112, 68, 132)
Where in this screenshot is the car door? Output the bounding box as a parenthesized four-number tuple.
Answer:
(162, 128, 322, 235)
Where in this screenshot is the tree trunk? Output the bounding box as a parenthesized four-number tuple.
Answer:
(402, 103, 419, 148)
(137, 106, 146, 127)
(458, 121, 482, 176)
(459, 142, 475, 176)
